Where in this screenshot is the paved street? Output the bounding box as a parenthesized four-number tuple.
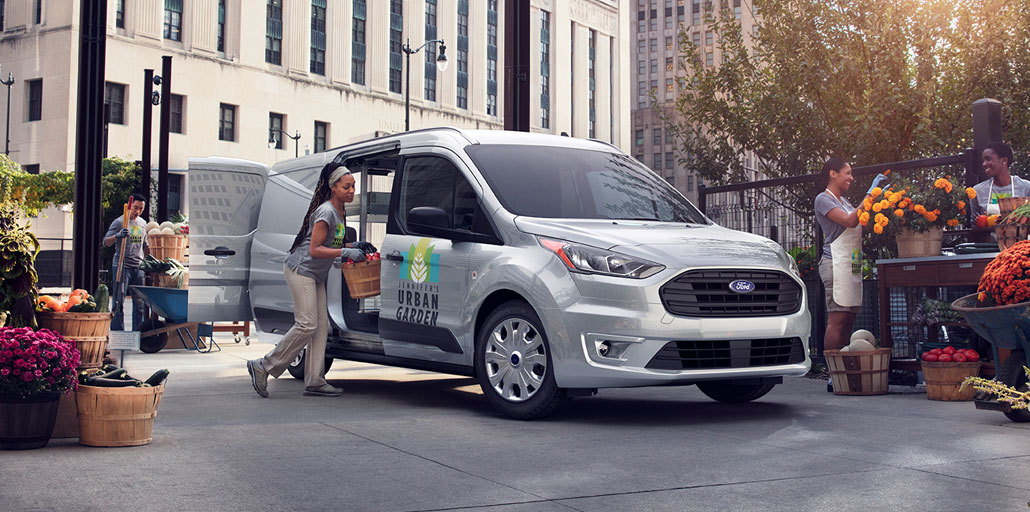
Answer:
(3, 334, 1028, 512)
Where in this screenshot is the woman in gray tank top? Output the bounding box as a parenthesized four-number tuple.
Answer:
(247, 162, 377, 398)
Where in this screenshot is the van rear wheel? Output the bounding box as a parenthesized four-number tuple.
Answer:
(475, 301, 569, 420)
(287, 348, 335, 380)
(697, 380, 777, 403)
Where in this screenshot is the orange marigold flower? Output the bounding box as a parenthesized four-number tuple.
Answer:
(859, 216, 869, 227)
(873, 224, 884, 234)
(884, 169, 891, 175)
(925, 212, 938, 222)
(875, 213, 887, 225)
(870, 187, 882, 198)
(914, 204, 926, 214)
(859, 212, 870, 223)
(944, 182, 953, 193)
(863, 198, 873, 210)
(966, 188, 977, 199)
(934, 178, 946, 189)
(894, 209, 904, 217)
(947, 219, 960, 227)
(957, 201, 965, 210)
(873, 202, 883, 212)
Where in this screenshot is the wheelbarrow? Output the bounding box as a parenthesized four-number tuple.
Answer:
(951, 294, 1030, 422)
(129, 286, 219, 354)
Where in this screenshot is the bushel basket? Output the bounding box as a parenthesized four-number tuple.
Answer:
(147, 234, 187, 261)
(824, 348, 892, 396)
(36, 311, 112, 369)
(76, 383, 164, 447)
(921, 361, 982, 401)
(342, 259, 381, 299)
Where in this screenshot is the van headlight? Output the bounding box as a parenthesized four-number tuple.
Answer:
(538, 238, 664, 279)
(788, 255, 801, 278)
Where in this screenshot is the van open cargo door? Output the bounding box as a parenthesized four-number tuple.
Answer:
(187, 157, 268, 322)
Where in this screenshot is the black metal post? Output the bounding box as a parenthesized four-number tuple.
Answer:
(697, 183, 707, 213)
(972, 98, 1003, 183)
(503, 0, 531, 132)
(141, 68, 154, 221)
(71, 0, 108, 292)
(1, 72, 12, 156)
(404, 39, 411, 131)
(157, 56, 172, 222)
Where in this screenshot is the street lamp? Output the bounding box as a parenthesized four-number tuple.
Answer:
(268, 129, 301, 158)
(403, 38, 448, 131)
(0, 65, 14, 156)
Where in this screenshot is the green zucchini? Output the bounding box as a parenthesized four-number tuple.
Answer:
(94, 284, 110, 313)
(144, 369, 170, 387)
(97, 368, 128, 380)
(85, 376, 141, 387)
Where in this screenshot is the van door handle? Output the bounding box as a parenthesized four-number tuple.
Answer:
(204, 246, 236, 258)
(386, 250, 404, 262)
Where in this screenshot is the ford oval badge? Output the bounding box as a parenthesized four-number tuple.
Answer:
(729, 280, 756, 294)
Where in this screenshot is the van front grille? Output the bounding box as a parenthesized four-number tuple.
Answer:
(645, 338, 806, 370)
(659, 270, 802, 317)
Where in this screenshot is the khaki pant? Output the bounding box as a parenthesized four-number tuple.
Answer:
(260, 264, 329, 388)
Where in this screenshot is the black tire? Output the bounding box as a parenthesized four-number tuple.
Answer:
(998, 350, 1030, 423)
(286, 348, 335, 380)
(696, 380, 778, 403)
(474, 301, 569, 420)
(138, 318, 168, 353)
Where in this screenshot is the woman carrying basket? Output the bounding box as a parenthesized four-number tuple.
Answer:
(247, 163, 377, 397)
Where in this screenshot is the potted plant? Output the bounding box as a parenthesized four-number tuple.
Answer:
(951, 240, 1030, 422)
(858, 173, 972, 258)
(0, 326, 80, 449)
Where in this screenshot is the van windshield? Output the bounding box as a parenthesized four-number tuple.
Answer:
(464, 144, 709, 223)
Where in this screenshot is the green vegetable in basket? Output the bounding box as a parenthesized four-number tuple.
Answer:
(145, 369, 170, 387)
(94, 284, 109, 313)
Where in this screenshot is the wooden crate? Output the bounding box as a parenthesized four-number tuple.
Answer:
(825, 348, 892, 396)
(922, 360, 982, 401)
(76, 383, 164, 447)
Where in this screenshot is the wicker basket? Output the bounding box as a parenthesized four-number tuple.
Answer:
(147, 234, 188, 262)
(36, 312, 112, 369)
(922, 360, 982, 401)
(895, 227, 943, 259)
(341, 259, 381, 299)
(824, 348, 892, 396)
(154, 272, 188, 289)
(994, 223, 1030, 251)
(998, 197, 1030, 218)
(76, 383, 164, 447)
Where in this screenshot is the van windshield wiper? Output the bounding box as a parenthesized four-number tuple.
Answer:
(614, 217, 663, 222)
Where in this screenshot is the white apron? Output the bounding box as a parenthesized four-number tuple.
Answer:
(825, 190, 863, 307)
(986, 179, 1015, 216)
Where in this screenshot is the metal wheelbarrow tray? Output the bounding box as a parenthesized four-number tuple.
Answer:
(951, 294, 1030, 422)
(129, 286, 218, 353)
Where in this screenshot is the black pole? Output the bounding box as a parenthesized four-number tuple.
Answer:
(2, 73, 12, 156)
(503, 0, 531, 131)
(102, 103, 110, 157)
(157, 56, 172, 222)
(142, 69, 154, 221)
(404, 40, 411, 131)
(71, 0, 108, 292)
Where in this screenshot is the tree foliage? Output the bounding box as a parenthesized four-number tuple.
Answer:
(666, 0, 1030, 186)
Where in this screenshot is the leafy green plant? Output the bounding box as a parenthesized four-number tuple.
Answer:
(787, 245, 818, 281)
(0, 204, 39, 328)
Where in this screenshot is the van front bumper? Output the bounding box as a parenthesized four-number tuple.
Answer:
(539, 299, 812, 389)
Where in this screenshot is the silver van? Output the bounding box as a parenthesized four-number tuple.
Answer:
(188, 128, 810, 419)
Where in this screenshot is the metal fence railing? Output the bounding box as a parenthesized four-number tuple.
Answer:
(36, 238, 73, 288)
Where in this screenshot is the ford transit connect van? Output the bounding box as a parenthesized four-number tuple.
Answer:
(188, 128, 810, 419)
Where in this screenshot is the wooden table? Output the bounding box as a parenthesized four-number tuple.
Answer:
(876, 253, 996, 371)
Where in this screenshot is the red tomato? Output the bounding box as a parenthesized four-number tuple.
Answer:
(976, 215, 989, 229)
(929, 348, 943, 356)
(938, 354, 953, 362)
(953, 353, 967, 362)
(965, 351, 980, 362)
(922, 353, 939, 362)
(942, 346, 956, 355)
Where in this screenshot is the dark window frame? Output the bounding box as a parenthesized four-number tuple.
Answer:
(310, 0, 327, 75)
(540, 9, 550, 128)
(104, 82, 126, 125)
(351, 0, 366, 85)
(116, 0, 125, 28)
(169, 94, 184, 134)
(266, 0, 283, 65)
(314, 121, 328, 153)
(269, 112, 284, 149)
(424, 0, 437, 101)
(389, 0, 403, 93)
(219, 103, 236, 142)
(164, 0, 183, 41)
(217, 0, 226, 53)
(28, 79, 42, 122)
(457, 0, 468, 109)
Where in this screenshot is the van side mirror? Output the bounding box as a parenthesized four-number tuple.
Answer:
(408, 207, 453, 238)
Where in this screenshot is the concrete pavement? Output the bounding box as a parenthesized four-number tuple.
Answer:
(2, 335, 1028, 511)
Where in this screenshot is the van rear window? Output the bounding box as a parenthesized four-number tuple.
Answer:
(464, 145, 708, 223)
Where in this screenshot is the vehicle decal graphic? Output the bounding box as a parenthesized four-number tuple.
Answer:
(400, 238, 440, 283)
(397, 238, 440, 327)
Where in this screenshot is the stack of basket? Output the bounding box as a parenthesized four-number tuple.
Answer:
(824, 348, 892, 395)
(147, 234, 187, 262)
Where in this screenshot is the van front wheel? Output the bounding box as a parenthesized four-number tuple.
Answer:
(475, 301, 569, 420)
(696, 380, 777, 403)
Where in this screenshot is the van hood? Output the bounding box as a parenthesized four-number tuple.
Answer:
(513, 217, 793, 270)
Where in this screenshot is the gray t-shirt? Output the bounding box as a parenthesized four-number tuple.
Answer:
(104, 216, 148, 269)
(815, 191, 854, 259)
(284, 201, 348, 282)
(971, 175, 1030, 217)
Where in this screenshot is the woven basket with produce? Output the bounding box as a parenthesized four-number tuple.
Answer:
(140, 255, 188, 289)
(995, 202, 1030, 251)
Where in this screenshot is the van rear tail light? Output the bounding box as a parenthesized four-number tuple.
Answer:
(538, 238, 664, 279)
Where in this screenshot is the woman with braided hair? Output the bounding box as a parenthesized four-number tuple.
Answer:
(247, 162, 377, 397)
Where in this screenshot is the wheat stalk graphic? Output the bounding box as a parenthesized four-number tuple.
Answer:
(411, 250, 428, 283)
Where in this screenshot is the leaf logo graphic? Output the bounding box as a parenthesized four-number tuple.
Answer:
(411, 251, 428, 283)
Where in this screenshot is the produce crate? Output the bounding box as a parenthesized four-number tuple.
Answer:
(76, 383, 164, 447)
(994, 223, 1030, 251)
(922, 361, 982, 401)
(148, 234, 187, 261)
(825, 348, 892, 396)
(342, 259, 380, 299)
(35, 311, 112, 369)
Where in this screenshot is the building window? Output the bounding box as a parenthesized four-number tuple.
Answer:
(706, 52, 713, 67)
(116, 0, 125, 28)
(653, 128, 661, 145)
(104, 82, 125, 125)
(164, 0, 182, 41)
(635, 129, 644, 146)
(653, 153, 662, 171)
(666, 78, 674, 93)
(638, 59, 646, 75)
(706, 31, 713, 45)
(28, 79, 42, 121)
(310, 0, 327, 75)
(269, 113, 284, 149)
(637, 39, 645, 54)
(650, 58, 657, 73)
(588, 30, 596, 138)
(217, 0, 226, 52)
(35, 0, 40, 24)
(314, 121, 328, 153)
(666, 152, 674, 169)
(666, 36, 673, 50)
(24, 164, 39, 175)
(539, 9, 550, 128)
(487, 0, 498, 116)
(692, 0, 700, 25)
(0, 0, 5, 31)
(688, 174, 694, 192)
(666, 127, 673, 144)
(678, 4, 685, 23)
(457, 0, 469, 109)
(265, 0, 283, 65)
(389, 0, 403, 93)
(734, 0, 742, 19)
(424, 0, 437, 101)
(649, 38, 657, 53)
(219, 103, 236, 142)
(693, 32, 700, 47)
(352, 0, 366, 85)
(169, 94, 184, 134)
(666, 57, 673, 71)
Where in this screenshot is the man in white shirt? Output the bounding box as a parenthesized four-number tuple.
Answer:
(971, 142, 1030, 217)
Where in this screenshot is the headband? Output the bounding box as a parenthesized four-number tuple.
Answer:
(329, 166, 352, 186)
